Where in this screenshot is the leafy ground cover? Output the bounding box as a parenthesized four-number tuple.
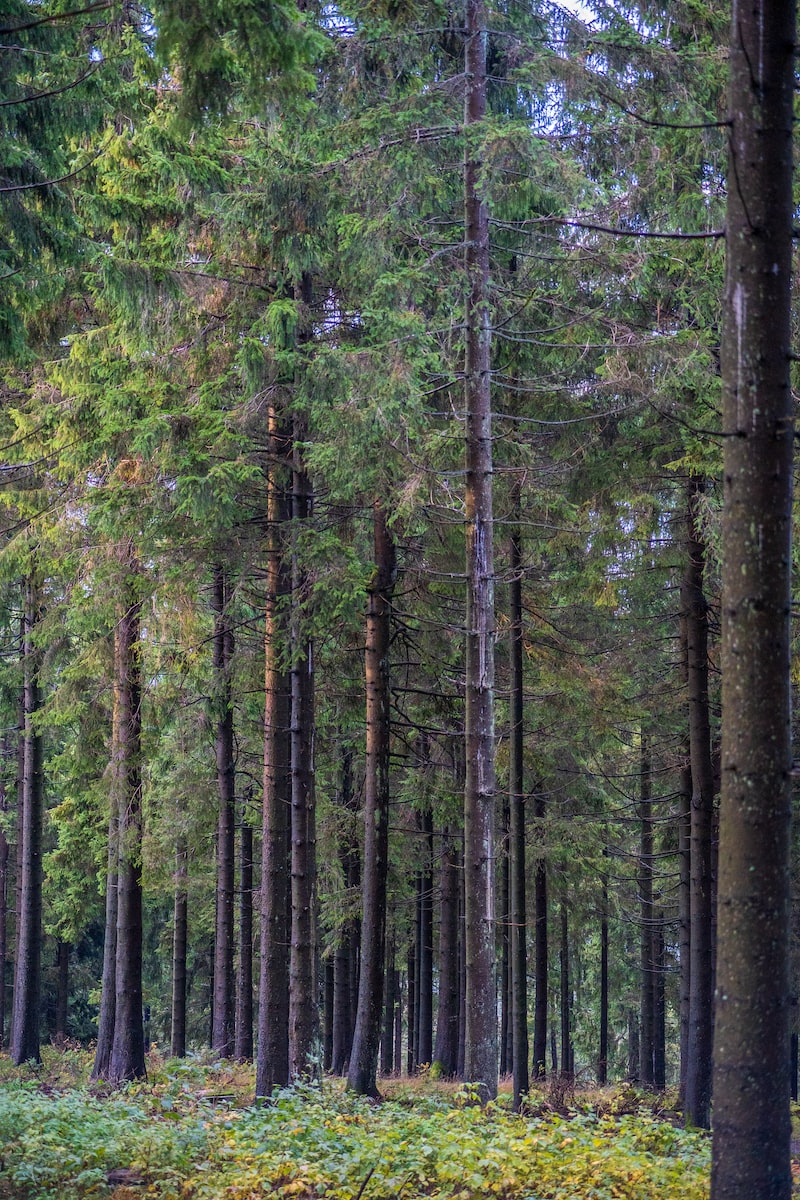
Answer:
(0, 1048, 712, 1200)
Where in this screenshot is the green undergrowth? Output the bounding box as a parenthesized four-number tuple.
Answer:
(0, 1050, 710, 1200)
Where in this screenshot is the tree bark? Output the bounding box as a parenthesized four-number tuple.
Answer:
(532, 790, 548, 1079)
(235, 808, 254, 1060)
(108, 570, 145, 1083)
(598, 867, 608, 1085)
(347, 502, 395, 1096)
(712, 1, 795, 1194)
(639, 738, 655, 1088)
(433, 828, 460, 1077)
(416, 804, 434, 1067)
(508, 522, 528, 1106)
(171, 838, 188, 1058)
(211, 564, 236, 1057)
(11, 575, 44, 1066)
(288, 397, 317, 1078)
(54, 941, 69, 1043)
(463, 0, 497, 1100)
(256, 404, 292, 1097)
(678, 757, 691, 1107)
(559, 897, 572, 1079)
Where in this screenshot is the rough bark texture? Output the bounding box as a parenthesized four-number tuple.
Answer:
(347, 503, 395, 1096)
(54, 941, 69, 1042)
(508, 524, 528, 1107)
(288, 403, 317, 1078)
(108, 577, 145, 1083)
(235, 813, 254, 1060)
(416, 805, 434, 1067)
(0, 735, 8, 1051)
(463, 0, 497, 1100)
(532, 790, 548, 1078)
(171, 839, 188, 1059)
(639, 739, 655, 1088)
(711, 1, 795, 1194)
(678, 758, 691, 1107)
(256, 405, 292, 1097)
(433, 829, 461, 1077)
(332, 749, 358, 1075)
(559, 898, 573, 1079)
(598, 868, 608, 1086)
(11, 576, 44, 1066)
(682, 476, 715, 1127)
(211, 564, 236, 1058)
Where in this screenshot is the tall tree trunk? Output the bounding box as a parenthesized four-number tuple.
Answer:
(509, 521, 528, 1107)
(93, 784, 119, 1078)
(347, 503, 395, 1096)
(235, 806, 254, 1060)
(532, 790, 548, 1079)
(256, 404, 292, 1097)
(559, 897, 572, 1079)
(332, 748, 358, 1075)
(407, 945, 416, 1074)
(289, 390, 317, 1078)
(433, 828, 460, 1077)
(639, 738, 655, 1088)
(682, 475, 715, 1127)
(712, 1, 795, 1194)
(380, 935, 396, 1075)
(211, 564, 236, 1057)
(108, 570, 145, 1083)
(678, 757, 692, 1107)
(463, 0, 497, 1100)
(55, 941, 69, 1043)
(11, 575, 44, 1066)
(416, 804, 434, 1067)
(499, 799, 510, 1078)
(0, 732, 11, 1049)
(171, 838, 188, 1059)
(598, 866, 609, 1086)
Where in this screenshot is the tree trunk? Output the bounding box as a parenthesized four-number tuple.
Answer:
(93, 790, 119, 1078)
(289, 390, 317, 1078)
(639, 738, 655, 1088)
(652, 907, 666, 1090)
(380, 936, 396, 1075)
(509, 522, 528, 1106)
(108, 573, 145, 1083)
(211, 564, 236, 1058)
(171, 838, 188, 1058)
(712, 1, 795, 1194)
(332, 748, 358, 1075)
(532, 790, 548, 1079)
(235, 808, 254, 1060)
(598, 867, 608, 1085)
(433, 828, 460, 1077)
(11, 576, 44, 1066)
(55, 941, 69, 1043)
(416, 804, 434, 1068)
(347, 503, 395, 1096)
(407, 945, 416, 1074)
(682, 475, 715, 1127)
(256, 403, 292, 1097)
(559, 897, 572, 1079)
(678, 757, 691, 1107)
(0, 732, 11, 1049)
(499, 799, 510, 1079)
(463, 0, 497, 1100)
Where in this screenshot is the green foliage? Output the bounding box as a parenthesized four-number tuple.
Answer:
(0, 1056, 710, 1199)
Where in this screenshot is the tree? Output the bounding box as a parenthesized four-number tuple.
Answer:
(711, 0, 795, 1196)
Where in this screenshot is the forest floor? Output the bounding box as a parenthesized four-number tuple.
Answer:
(0, 1044, 731, 1200)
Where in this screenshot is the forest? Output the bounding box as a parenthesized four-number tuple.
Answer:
(0, 0, 796, 1197)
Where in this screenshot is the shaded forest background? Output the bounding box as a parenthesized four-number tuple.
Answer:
(0, 0, 788, 1143)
